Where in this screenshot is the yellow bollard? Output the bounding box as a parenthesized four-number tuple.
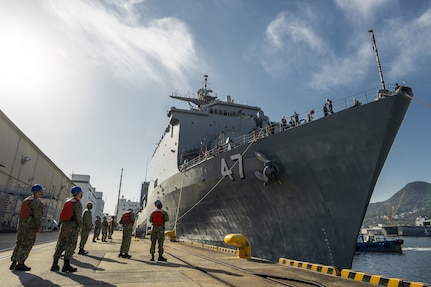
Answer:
(223, 234, 251, 259)
(165, 230, 177, 242)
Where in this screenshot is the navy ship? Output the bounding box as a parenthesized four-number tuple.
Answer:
(136, 73, 413, 269)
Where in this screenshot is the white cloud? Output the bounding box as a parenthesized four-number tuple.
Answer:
(45, 0, 201, 89)
(257, 1, 431, 91)
(260, 10, 328, 77)
(259, 6, 371, 91)
(384, 8, 431, 80)
(334, 0, 391, 21)
(265, 11, 326, 53)
(310, 42, 372, 90)
(0, 0, 208, 213)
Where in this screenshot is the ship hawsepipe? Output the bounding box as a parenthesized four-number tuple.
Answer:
(137, 78, 413, 269)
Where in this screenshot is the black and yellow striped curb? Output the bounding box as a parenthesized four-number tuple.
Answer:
(278, 257, 429, 287)
(340, 269, 429, 287)
(180, 240, 238, 255)
(278, 258, 340, 275)
(180, 241, 429, 287)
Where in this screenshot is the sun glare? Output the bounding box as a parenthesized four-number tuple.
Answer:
(0, 29, 54, 97)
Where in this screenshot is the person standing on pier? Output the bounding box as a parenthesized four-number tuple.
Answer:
(78, 202, 93, 255)
(50, 186, 83, 273)
(118, 209, 135, 258)
(108, 215, 116, 239)
(101, 216, 108, 242)
(10, 184, 44, 271)
(149, 200, 169, 261)
(93, 215, 101, 241)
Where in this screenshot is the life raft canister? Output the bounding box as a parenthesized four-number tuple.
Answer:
(60, 198, 77, 221)
(152, 209, 164, 225)
(19, 196, 34, 218)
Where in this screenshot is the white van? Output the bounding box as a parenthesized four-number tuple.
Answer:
(43, 218, 59, 232)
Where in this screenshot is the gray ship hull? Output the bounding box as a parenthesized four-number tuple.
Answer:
(395, 226, 431, 237)
(383, 225, 431, 237)
(140, 87, 412, 269)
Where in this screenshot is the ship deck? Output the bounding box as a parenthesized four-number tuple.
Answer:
(1, 232, 426, 287)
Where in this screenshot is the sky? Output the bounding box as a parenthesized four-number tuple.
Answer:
(1, 0, 430, 214)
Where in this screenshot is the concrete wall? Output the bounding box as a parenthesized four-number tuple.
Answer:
(0, 110, 73, 231)
(94, 191, 105, 220)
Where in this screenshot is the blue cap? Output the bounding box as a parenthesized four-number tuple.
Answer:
(31, 184, 44, 192)
(154, 200, 162, 207)
(71, 186, 82, 195)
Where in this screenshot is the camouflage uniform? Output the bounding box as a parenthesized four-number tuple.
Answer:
(108, 216, 115, 239)
(101, 217, 108, 241)
(53, 198, 83, 260)
(78, 205, 92, 252)
(93, 217, 101, 241)
(119, 210, 135, 258)
(11, 195, 43, 266)
(149, 207, 169, 260)
(50, 186, 83, 273)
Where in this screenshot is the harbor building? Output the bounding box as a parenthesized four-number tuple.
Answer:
(0, 110, 73, 232)
(71, 174, 105, 223)
(93, 191, 104, 219)
(0, 109, 107, 231)
(116, 195, 140, 224)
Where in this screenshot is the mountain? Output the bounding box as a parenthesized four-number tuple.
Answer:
(362, 181, 431, 227)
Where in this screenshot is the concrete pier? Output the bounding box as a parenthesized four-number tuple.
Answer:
(1, 232, 427, 286)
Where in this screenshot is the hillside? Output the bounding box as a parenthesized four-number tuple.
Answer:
(362, 181, 431, 227)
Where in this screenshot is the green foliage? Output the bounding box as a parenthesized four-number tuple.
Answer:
(363, 181, 431, 227)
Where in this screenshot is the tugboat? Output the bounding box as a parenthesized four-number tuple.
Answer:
(356, 234, 404, 253)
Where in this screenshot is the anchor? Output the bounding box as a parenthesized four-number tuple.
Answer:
(254, 151, 278, 185)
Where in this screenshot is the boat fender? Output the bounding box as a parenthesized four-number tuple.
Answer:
(223, 234, 251, 259)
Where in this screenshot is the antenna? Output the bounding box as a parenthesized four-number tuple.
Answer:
(369, 29, 386, 90)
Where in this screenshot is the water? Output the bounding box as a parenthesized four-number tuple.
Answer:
(352, 237, 431, 284)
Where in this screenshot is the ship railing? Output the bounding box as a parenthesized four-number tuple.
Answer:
(179, 85, 397, 171)
(179, 123, 286, 170)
